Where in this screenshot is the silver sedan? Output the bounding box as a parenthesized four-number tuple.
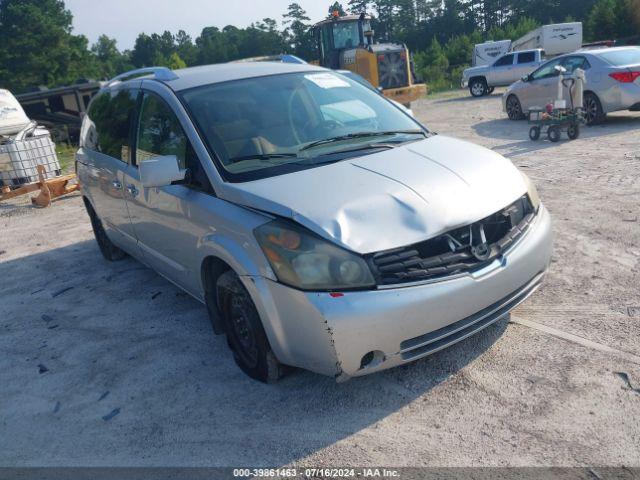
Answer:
(503, 47, 640, 125)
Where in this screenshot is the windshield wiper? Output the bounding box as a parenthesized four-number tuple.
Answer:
(228, 153, 298, 164)
(315, 143, 396, 158)
(300, 130, 427, 152)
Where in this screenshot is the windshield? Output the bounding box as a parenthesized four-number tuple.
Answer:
(598, 48, 640, 66)
(181, 71, 425, 181)
(332, 22, 361, 49)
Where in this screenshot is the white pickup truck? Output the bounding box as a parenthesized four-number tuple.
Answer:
(461, 49, 545, 97)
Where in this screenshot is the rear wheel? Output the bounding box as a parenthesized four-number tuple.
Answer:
(529, 126, 541, 141)
(217, 270, 284, 383)
(583, 92, 604, 125)
(548, 125, 561, 143)
(469, 79, 487, 97)
(83, 199, 126, 261)
(506, 95, 525, 120)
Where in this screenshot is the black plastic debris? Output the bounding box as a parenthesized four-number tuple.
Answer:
(52, 286, 74, 298)
(38, 364, 49, 374)
(151, 291, 162, 300)
(614, 372, 640, 394)
(102, 408, 120, 421)
(98, 391, 110, 401)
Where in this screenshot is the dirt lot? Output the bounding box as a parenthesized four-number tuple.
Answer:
(1, 90, 639, 468)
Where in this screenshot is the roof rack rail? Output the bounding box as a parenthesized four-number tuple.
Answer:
(105, 67, 179, 87)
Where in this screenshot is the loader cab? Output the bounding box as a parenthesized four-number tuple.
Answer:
(314, 14, 373, 69)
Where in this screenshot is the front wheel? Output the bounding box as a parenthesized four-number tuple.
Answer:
(217, 270, 285, 383)
(567, 123, 580, 140)
(506, 95, 525, 120)
(469, 79, 487, 97)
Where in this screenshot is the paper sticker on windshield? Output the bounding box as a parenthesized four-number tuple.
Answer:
(305, 73, 350, 89)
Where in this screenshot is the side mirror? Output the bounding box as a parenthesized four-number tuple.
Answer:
(522, 74, 530, 82)
(139, 155, 186, 188)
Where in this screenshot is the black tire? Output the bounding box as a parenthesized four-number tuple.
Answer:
(217, 270, 284, 383)
(469, 78, 487, 97)
(583, 92, 604, 125)
(506, 95, 525, 120)
(529, 126, 541, 141)
(567, 123, 580, 140)
(548, 126, 561, 143)
(83, 198, 126, 261)
(487, 86, 495, 94)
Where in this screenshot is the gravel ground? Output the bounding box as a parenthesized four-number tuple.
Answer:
(0, 90, 639, 468)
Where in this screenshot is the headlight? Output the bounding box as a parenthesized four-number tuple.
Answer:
(521, 172, 541, 211)
(254, 220, 375, 290)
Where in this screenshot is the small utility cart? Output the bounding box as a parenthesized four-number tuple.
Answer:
(527, 66, 587, 143)
(528, 107, 584, 142)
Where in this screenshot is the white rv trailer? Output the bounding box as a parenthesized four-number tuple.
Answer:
(472, 40, 513, 66)
(512, 22, 583, 57)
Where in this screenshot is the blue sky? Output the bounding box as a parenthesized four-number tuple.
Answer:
(65, 0, 330, 50)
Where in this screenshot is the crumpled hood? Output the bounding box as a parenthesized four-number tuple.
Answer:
(218, 135, 528, 254)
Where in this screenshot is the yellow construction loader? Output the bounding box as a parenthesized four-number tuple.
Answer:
(312, 13, 427, 106)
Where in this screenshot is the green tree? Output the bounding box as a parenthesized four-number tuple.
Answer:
(0, 0, 98, 92)
(283, 3, 315, 59)
(347, 0, 371, 14)
(585, 0, 635, 40)
(175, 30, 197, 66)
(328, 2, 347, 17)
(91, 35, 133, 78)
(167, 52, 187, 69)
(414, 37, 450, 91)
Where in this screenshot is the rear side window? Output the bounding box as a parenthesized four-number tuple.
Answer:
(84, 89, 137, 162)
(494, 54, 514, 67)
(562, 56, 591, 73)
(598, 48, 640, 66)
(517, 52, 536, 64)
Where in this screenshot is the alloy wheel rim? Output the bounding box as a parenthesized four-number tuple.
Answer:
(585, 98, 597, 123)
(472, 83, 484, 95)
(507, 97, 521, 118)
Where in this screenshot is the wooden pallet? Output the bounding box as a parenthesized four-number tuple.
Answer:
(0, 165, 80, 207)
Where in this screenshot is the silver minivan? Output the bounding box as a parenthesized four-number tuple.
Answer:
(77, 63, 553, 382)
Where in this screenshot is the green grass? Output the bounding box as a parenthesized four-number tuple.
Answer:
(55, 143, 76, 174)
(426, 88, 468, 100)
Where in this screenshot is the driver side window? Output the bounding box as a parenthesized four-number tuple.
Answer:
(136, 92, 212, 193)
(531, 59, 562, 81)
(137, 93, 188, 168)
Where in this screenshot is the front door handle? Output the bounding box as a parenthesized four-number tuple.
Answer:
(126, 184, 139, 197)
(111, 180, 122, 190)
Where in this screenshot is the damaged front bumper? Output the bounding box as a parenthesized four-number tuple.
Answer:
(241, 205, 553, 381)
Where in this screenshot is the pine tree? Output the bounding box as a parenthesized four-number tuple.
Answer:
(348, 0, 370, 14)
